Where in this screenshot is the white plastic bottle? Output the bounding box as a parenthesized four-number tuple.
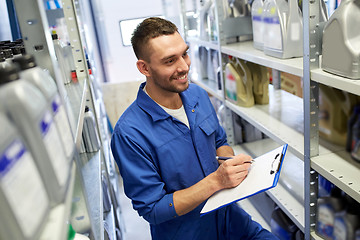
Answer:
(13, 54, 75, 161)
(52, 33, 71, 84)
(0, 64, 70, 205)
(251, 0, 265, 50)
(0, 111, 50, 240)
(321, 0, 360, 79)
(263, 0, 303, 58)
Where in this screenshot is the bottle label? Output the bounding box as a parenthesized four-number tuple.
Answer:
(290, 22, 301, 41)
(225, 66, 238, 102)
(264, 8, 282, 51)
(252, 13, 264, 45)
(334, 217, 347, 240)
(52, 94, 74, 158)
(0, 139, 49, 238)
(317, 204, 334, 238)
(40, 111, 69, 186)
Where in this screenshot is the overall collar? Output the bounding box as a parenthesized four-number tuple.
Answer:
(137, 82, 199, 122)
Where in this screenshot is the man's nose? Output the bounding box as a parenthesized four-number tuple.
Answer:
(177, 57, 190, 72)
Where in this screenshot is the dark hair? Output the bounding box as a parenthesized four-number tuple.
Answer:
(131, 17, 178, 61)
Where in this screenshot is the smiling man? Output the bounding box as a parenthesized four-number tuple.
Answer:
(111, 17, 277, 240)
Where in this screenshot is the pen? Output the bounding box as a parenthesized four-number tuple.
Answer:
(216, 156, 255, 164)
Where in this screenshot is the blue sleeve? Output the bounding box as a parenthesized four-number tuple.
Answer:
(111, 129, 178, 225)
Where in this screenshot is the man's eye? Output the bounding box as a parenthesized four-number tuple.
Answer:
(166, 59, 175, 64)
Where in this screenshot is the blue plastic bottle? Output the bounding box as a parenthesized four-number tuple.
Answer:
(316, 187, 345, 239)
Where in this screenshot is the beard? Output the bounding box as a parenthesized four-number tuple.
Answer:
(150, 69, 190, 94)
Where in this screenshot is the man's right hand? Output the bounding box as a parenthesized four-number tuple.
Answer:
(213, 154, 252, 189)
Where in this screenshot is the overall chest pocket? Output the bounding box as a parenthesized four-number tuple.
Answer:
(198, 115, 217, 137)
(197, 115, 218, 171)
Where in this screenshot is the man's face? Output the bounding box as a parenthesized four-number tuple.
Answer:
(145, 32, 191, 94)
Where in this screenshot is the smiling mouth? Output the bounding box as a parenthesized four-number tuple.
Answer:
(173, 74, 187, 80)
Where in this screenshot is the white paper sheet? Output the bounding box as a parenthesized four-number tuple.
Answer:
(201, 145, 287, 214)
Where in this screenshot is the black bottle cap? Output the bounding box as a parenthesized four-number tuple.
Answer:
(10, 46, 22, 56)
(14, 39, 23, 44)
(0, 64, 20, 85)
(52, 34, 58, 40)
(12, 54, 37, 70)
(0, 52, 5, 62)
(0, 40, 11, 46)
(3, 49, 13, 59)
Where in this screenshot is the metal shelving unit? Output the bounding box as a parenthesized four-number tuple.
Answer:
(179, 0, 360, 239)
(6, 0, 122, 239)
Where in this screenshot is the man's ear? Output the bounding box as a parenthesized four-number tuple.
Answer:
(136, 60, 150, 77)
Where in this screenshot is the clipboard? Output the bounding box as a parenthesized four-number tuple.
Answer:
(201, 144, 288, 215)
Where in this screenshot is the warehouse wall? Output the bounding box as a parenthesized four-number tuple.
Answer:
(100, 0, 163, 83)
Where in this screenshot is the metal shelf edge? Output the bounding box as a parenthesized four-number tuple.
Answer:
(221, 42, 304, 77)
(311, 151, 360, 203)
(79, 150, 104, 240)
(311, 68, 360, 96)
(187, 37, 219, 50)
(191, 78, 223, 100)
(64, 78, 88, 150)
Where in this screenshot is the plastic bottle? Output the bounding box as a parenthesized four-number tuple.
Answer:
(333, 196, 360, 240)
(295, 229, 304, 240)
(318, 175, 334, 198)
(198, 46, 209, 80)
(207, 48, 215, 81)
(251, 0, 265, 50)
(82, 106, 100, 153)
(270, 206, 299, 239)
(0, 52, 10, 68)
(207, 1, 218, 42)
(0, 111, 50, 240)
(0, 64, 70, 205)
(246, 61, 269, 104)
(263, 0, 303, 59)
(3, 48, 14, 64)
(198, 0, 213, 41)
(13, 54, 75, 161)
(52, 33, 71, 84)
(349, 109, 360, 162)
(225, 58, 240, 103)
(318, 85, 357, 147)
(316, 187, 345, 239)
(10, 46, 22, 58)
(321, 0, 360, 79)
(234, 59, 255, 107)
(346, 105, 360, 152)
(224, 57, 255, 107)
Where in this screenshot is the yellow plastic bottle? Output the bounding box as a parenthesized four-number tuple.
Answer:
(224, 59, 239, 103)
(246, 62, 269, 104)
(225, 57, 255, 107)
(319, 85, 359, 146)
(235, 59, 255, 107)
